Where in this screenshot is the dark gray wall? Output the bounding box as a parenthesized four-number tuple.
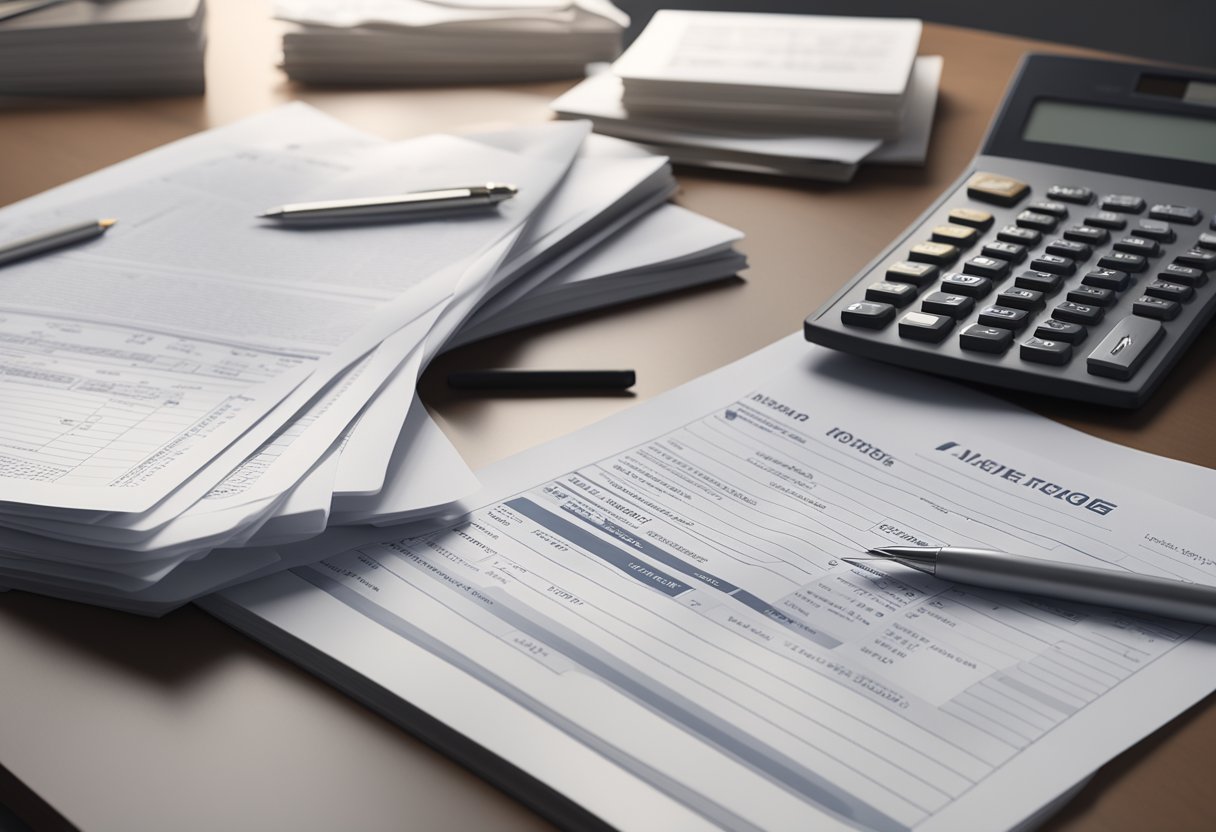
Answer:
(614, 1, 1216, 70)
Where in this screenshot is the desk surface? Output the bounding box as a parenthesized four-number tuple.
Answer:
(1, 2, 1214, 830)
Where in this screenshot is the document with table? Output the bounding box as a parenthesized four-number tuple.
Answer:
(204, 334, 1216, 832)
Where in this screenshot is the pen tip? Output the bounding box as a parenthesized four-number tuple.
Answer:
(99, 218, 117, 228)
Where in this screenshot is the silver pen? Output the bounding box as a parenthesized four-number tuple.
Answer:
(0, 218, 117, 268)
(258, 182, 518, 223)
(848, 546, 1216, 626)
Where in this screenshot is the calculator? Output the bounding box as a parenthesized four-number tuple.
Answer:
(804, 54, 1216, 407)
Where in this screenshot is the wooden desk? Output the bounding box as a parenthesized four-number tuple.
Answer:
(1, 2, 1213, 830)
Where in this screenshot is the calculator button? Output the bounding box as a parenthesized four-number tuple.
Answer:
(982, 241, 1026, 264)
(841, 301, 896, 328)
(1063, 225, 1109, 245)
(865, 281, 918, 306)
(1046, 185, 1093, 204)
(997, 225, 1041, 245)
(1175, 249, 1216, 270)
(977, 305, 1030, 330)
(921, 291, 976, 318)
(909, 241, 960, 265)
(947, 207, 994, 229)
(899, 311, 955, 341)
(1082, 268, 1130, 291)
(1067, 285, 1116, 307)
(931, 224, 980, 246)
(1015, 270, 1062, 294)
(1086, 316, 1164, 381)
(1053, 301, 1104, 325)
(1021, 337, 1073, 365)
(1143, 280, 1193, 302)
(1148, 204, 1201, 225)
(1196, 232, 1216, 251)
(1035, 319, 1087, 344)
(886, 261, 939, 287)
(1100, 194, 1146, 214)
(1098, 251, 1147, 273)
(1045, 239, 1091, 260)
(959, 323, 1013, 353)
(1085, 211, 1127, 230)
(1132, 295, 1181, 321)
(941, 272, 993, 297)
(996, 287, 1044, 311)
(1030, 253, 1076, 275)
(1015, 210, 1057, 232)
(1130, 220, 1175, 243)
(1028, 200, 1069, 218)
(966, 172, 1030, 207)
(1159, 263, 1207, 286)
(962, 256, 1010, 280)
(1113, 236, 1160, 257)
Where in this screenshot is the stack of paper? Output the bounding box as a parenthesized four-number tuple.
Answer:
(0, 104, 745, 614)
(0, 0, 206, 96)
(275, 0, 629, 86)
(553, 11, 942, 182)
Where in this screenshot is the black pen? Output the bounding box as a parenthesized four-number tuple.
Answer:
(0, 218, 117, 268)
(447, 369, 636, 391)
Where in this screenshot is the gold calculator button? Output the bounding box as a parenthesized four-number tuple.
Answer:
(931, 224, 979, 245)
(966, 172, 1031, 207)
(908, 241, 960, 265)
(947, 207, 994, 229)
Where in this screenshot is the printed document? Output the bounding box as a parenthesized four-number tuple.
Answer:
(206, 335, 1216, 832)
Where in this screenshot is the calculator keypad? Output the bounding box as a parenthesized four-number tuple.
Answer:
(814, 166, 1215, 407)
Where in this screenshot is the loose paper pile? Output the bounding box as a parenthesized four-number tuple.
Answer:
(0, 0, 206, 96)
(0, 104, 745, 614)
(554, 11, 942, 181)
(276, 0, 629, 85)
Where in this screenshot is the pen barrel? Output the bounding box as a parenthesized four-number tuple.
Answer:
(0, 221, 104, 266)
(937, 549, 1216, 626)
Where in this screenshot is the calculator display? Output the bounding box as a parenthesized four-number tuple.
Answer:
(1023, 99, 1216, 166)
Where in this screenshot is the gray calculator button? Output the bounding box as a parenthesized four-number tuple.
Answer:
(959, 323, 1013, 353)
(1143, 280, 1193, 302)
(997, 225, 1041, 245)
(1053, 301, 1104, 325)
(1086, 316, 1165, 380)
(941, 272, 993, 297)
(1047, 185, 1092, 204)
(1176, 249, 1216, 270)
(1067, 285, 1116, 307)
(1085, 211, 1127, 230)
(1046, 239, 1091, 260)
(921, 291, 975, 318)
(1197, 231, 1216, 251)
(1098, 251, 1147, 272)
(1159, 263, 1206, 286)
(1063, 224, 1109, 244)
(1130, 219, 1175, 243)
(1030, 253, 1076, 275)
(982, 241, 1026, 263)
(1021, 337, 1073, 365)
(963, 256, 1011, 279)
(1100, 194, 1146, 214)
(1029, 200, 1069, 218)
(841, 301, 896, 328)
(1114, 236, 1160, 257)
(996, 287, 1044, 310)
(1016, 210, 1058, 232)
(1132, 296, 1181, 320)
(1082, 268, 1130, 291)
(1015, 270, 1062, 294)
(898, 311, 955, 342)
(865, 281, 918, 306)
(1035, 319, 1087, 344)
(977, 305, 1030, 330)
(1148, 203, 1201, 225)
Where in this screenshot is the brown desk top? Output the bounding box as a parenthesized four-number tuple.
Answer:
(0, 2, 1213, 830)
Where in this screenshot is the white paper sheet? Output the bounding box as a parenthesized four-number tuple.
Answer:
(206, 334, 1216, 832)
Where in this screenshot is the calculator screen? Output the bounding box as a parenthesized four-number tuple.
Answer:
(1022, 99, 1216, 166)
